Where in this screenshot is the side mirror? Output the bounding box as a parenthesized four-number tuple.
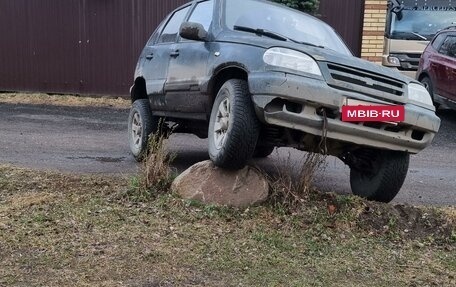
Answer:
(179, 22, 208, 41)
(389, 0, 404, 21)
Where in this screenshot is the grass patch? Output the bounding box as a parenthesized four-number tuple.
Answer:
(268, 151, 327, 208)
(126, 130, 176, 202)
(0, 165, 455, 286)
(0, 92, 130, 108)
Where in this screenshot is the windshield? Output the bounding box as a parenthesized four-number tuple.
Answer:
(389, 10, 455, 40)
(224, 0, 352, 55)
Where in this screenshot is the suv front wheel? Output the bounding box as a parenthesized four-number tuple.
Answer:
(349, 149, 410, 203)
(420, 76, 439, 109)
(208, 79, 260, 170)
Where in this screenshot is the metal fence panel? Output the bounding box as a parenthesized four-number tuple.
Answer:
(318, 0, 365, 57)
(0, 0, 188, 96)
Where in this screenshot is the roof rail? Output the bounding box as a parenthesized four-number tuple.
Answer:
(442, 25, 456, 31)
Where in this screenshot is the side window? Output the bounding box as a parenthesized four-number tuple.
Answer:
(188, 0, 214, 31)
(431, 34, 446, 50)
(147, 19, 167, 46)
(448, 36, 456, 58)
(438, 36, 456, 56)
(158, 6, 191, 44)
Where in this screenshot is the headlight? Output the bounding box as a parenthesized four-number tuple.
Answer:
(408, 83, 434, 109)
(263, 47, 322, 76)
(385, 55, 401, 67)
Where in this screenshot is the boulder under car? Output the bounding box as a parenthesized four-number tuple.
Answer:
(128, 0, 440, 202)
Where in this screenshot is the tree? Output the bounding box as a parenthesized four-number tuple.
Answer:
(270, 0, 320, 14)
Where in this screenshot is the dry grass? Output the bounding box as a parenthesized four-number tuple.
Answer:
(268, 150, 327, 208)
(143, 132, 175, 191)
(0, 165, 455, 287)
(0, 92, 130, 108)
(128, 130, 176, 201)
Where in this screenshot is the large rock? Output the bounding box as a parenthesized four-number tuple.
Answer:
(171, 160, 269, 208)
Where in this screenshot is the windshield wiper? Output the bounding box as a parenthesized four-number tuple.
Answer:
(290, 39, 325, 49)
(233, 25, 325, 49)
(393, 31, 428, 41)
(233, 25, 288, 41)
(411, 32, 428, 41)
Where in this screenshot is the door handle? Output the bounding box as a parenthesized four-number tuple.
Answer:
(170, 50, 180, 57)
(145, 53, 154, 60)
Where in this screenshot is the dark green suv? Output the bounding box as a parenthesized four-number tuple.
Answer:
(128, 0, 440, 202)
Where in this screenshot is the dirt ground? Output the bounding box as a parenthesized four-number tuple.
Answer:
(1, 93, 455, 205)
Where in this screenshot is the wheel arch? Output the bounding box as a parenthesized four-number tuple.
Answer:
(417, 71, 431, 82)
(208, 65, 249, 105)
(130, 77, 147, 103)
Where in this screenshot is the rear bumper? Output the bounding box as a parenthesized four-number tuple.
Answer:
(249, 71, 440, 154)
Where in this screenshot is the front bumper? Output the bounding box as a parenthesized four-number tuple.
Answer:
(249, 71, 440, 154)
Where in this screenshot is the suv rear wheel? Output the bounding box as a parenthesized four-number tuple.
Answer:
(349, 149, 409, 203)
(128, 99, 159, 162)
(208, 79, 260, 169)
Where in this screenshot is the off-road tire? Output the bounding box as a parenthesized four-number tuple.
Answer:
(208, 79, 260, 170)
(253, 145, 275, 158)
(350, 150, 410, 203)
(420, 76, 439, 109)
(128, 99, 158, 162)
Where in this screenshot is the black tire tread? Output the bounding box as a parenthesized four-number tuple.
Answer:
(128, 99, 156, 162)
(209, 79, 260, 169)
(420, 76, 439, 108)
(350, 151, 409, 203)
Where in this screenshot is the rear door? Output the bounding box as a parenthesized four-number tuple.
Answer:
(164, 0, 214, 116)
(141, 20, 167, 97)
(143, 5, 191, 110)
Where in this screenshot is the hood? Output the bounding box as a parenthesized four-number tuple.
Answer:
(217, 31, 415, 84)
(308, 46, 415, 84)
(388, 39, 429, 54)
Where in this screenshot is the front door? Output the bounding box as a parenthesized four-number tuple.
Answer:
(435, 35, 456, 101)
(165, 0, 214, 115)
(443, 36, 456, 102)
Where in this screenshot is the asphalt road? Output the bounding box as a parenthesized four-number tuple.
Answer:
(0, 102, 455, 206)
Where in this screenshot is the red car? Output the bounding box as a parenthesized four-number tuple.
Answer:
(417, 26, 456, 110)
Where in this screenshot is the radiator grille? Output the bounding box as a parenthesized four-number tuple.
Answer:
(326, 63, 406, 99)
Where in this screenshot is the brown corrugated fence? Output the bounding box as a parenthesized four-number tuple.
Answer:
(0, 0, 364, 97)
(318, 0, 365, 57)
(0, 0, 189, 96)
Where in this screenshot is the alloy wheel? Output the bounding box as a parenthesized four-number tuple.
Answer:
(213, 97, 231, 150)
